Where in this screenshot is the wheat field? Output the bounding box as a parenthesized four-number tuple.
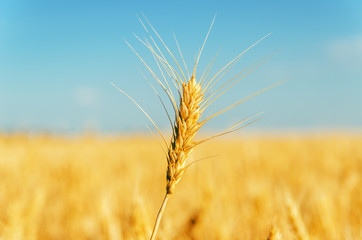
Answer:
(0, 133, 361, 239)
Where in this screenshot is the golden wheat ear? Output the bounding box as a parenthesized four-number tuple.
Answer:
(285, 194, 310, 240)
(267, 226, 283, 240)
(118, 15, 282, 240)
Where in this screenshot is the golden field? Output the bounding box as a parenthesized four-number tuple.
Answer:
(0, 134, 361, 240)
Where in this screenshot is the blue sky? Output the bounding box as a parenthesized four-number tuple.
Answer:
(0, 0, 361, 133)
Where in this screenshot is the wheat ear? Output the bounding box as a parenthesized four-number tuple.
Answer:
(285, 196, 310, 240)
(114, 15, 283, 240)
(150, 74, 204, 240)
(166, 75, 203, 194)
(267, 226, 283, 240)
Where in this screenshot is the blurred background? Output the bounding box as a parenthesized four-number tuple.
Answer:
(1, 0, 361, 134)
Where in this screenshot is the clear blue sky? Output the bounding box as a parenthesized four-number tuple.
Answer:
(1, 0, 361, 133)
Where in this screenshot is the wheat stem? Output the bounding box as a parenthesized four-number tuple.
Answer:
(149, 193, 170, 240)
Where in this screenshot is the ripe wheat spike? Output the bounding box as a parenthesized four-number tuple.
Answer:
(267, 226, 283, 240)
(285, 195, 310, 240)
(113, 15, 283, 240)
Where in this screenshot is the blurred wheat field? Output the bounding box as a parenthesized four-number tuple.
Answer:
(0, 134, 361, 240)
